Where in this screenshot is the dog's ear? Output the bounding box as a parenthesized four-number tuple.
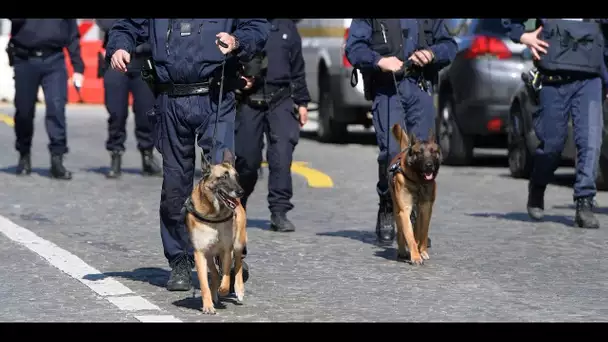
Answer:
(409, 132, 419, 146)
(201, 152, 211, 178)
(391, 123, 409, 151)
(427, 128, 436, 143)
(222, 149, 235, 166)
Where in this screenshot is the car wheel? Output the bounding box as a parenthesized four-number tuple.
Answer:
(436, 94, 473, 166)
(596, 155, 608, 191)
(317, 74, 348, 143)
(507, 105, 534, 179)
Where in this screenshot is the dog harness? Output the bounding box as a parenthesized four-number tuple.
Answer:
(183, 196, 234, 224)
(388, 146, 411, 184)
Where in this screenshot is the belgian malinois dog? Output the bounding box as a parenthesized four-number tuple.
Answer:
(388, 123, 441, 265)
(185, 150, 247, 315)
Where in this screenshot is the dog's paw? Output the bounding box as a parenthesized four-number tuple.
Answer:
(218, 284, 230, 297)
(201, 304, 217, 315)
(410, 255, 424, 266)
(235, 289, 245, 303)
(420, 250, 430, 260)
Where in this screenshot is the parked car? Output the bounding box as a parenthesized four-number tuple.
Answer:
(297, 19, 373, 143)
(507, 69, 608, 190)
(435, 19, 536, 165)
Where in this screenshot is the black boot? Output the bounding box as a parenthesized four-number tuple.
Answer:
(166, 255, 193, 291)
(16, 153, 31, 176)
(270, 212, 296, 232)
(106, 151, 122, 179)
(141, 149, 162, 177)
(376, 196, 395, 245)
(50, 154, 72, 180)
(575, 197, 600, 229)
(527, 183, 545, 221)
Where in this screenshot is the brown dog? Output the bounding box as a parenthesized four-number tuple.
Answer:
(388, 124, 441, 265)
(185, 150, 248, 315)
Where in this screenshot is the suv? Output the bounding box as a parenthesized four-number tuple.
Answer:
(436, 19, 536, 165)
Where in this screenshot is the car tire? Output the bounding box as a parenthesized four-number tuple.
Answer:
(436, 94, 473, 166)
(595, 155, 608, 191)
(317, 73, 348, 143)
(507, 105, 534, 179)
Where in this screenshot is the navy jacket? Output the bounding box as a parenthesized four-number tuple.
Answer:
(105, 19, 270, 84)
(262, 19, 310, 106)
(503, 18, 608, 87)
(345, 19, 457, 74)
(96, 19, 118, 49)
(8, 19, 85, 74)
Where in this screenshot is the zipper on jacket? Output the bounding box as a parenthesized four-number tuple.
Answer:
(166, 19, 174, 56)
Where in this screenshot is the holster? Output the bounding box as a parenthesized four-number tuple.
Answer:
(97, 51, 107, 78)
(141, 58, 158, 95)
(5, 43, 15, 67)
(243, 85, 290, 110)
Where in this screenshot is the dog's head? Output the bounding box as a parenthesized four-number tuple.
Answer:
(392, 124, 441, 182)
(200, 150, 244, 210)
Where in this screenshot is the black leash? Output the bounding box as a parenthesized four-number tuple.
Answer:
(209, 38, 230, 163)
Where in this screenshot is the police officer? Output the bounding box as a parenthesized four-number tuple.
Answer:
(7, 19, 85, 179)
(345, 19, 457, 245)
(502, 19, 607, 229)
(235, 18, 310, 232)
(106, 19, 269, 291)
(96, 19, 162, 179)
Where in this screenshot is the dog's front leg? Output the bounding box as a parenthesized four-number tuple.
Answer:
(194, 250, 216, 315)
(207, 255, 221, 306)
(218, 249, 232, 297)
(233, 247, 245, 302)
(417, 200, 434, 261)
(393, 179, 422, 265)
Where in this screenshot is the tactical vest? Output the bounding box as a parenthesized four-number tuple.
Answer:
(537, 19, 604, 75)
(352, 19, 436, 101)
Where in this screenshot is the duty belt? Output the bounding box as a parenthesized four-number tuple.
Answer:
(156, 82, 211, 97)
(9, 42, 63, 59)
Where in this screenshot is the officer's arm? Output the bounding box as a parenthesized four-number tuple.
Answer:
(66, 19, 85, 74)
(289, 22, 311, 107)
(345, 19, 383, 70)
(96, 19, 118, 33)
(232, 19, 270, 62)
(105, 19, 149, 64)
(427, 19, 458, 67)
(502, 19, 529, 43)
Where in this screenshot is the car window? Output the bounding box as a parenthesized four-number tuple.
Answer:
(524, 19, 537, 32)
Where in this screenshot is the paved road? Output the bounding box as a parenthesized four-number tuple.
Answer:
(0, 103, 607, 322)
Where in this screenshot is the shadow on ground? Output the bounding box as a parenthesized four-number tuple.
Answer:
(0, 166, 53, 178)
(466, 212, 574, 227)
(84, 166, 146, 177)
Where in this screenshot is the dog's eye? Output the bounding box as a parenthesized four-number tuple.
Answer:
(222, 172, 229, 179)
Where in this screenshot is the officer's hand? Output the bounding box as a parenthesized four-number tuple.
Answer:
(216, 32, 237, 55)
(409, 49, 434, 67)
(111, 49, 131, 73)
(377, 56, 404, 73)
(520, 26, 549, 61)
(241, 76, 254, 90)
(71, 72, 84, 89)
(298, 106, 308, 127)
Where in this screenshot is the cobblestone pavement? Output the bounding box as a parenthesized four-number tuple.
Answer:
(0, 104, 607, 322)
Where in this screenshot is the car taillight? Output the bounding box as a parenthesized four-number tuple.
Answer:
(342, 28, 352, 68)
(464, 35, 512, 60)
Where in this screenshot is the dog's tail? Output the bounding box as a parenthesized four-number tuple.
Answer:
(391, 123, 409, 151)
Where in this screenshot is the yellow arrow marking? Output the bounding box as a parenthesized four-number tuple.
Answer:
(261, 161, 334, 188)
(0, 113, 14, 127)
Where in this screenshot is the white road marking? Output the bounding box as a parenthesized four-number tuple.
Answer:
(135, 315, 183, 323)
(107, 295, 161, 311)
(0, 214, 182, 322)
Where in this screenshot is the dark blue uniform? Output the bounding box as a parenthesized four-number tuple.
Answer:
(96, 19, 161, 179)
(106, 18, 269, 291)
(235, 19, 310, 232)
(8, 19, 84, 179)
(503, 18, 607, 229)
(345, 19, 457, 243)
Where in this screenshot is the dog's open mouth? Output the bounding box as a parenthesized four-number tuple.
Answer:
(423, 172, 435, 181)
(217, 189, 238, 210)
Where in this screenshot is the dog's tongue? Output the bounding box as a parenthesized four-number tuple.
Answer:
(424, 173, 434, 181)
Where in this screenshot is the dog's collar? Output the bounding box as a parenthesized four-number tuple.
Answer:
(183, 196, 233, 224)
